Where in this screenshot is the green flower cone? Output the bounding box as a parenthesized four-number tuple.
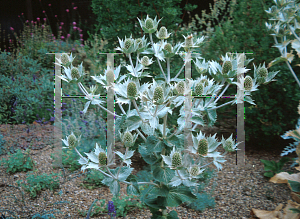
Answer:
(222, 61, 232, 74)
(127, 82, 137, 98)
(98, 152, 107, 166)
(172, 152, 182, 167)
(197, 139, 208, 156)
(153, 86, 163, 102)
(244, 76, 253, 91)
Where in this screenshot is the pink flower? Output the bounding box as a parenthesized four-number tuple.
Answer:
(42, 25, 44, 29)
(72, 47, 75, 51)
(52, 34, 54, 36)
(10, 27, 14, 31)
(53, 37, 56, 40)
(21, 13, 24, 15)
(80, 34, 83, 38)
(43, 11, 45, 13)
(18, 15, 20, 18)
(59, 26, 62, 30)
(34, 22, 37, 24)
(66, 9, 69, 13)
(73, 26, 77, 30)
(9, 39, 12, 43)
(60, 22, 64, 26)
(44, 18, 46, 21)
(79, 29, 83, 33)
(73, 22, 76, 25)
(80, 39, 83, 41)
(61, 36, 65, 39)
(55, 15, 57, 18)
(48, 4, 51, 6)
(26, 20, 28, 23)
(73, 7, 77, 10)
(37, 17, 40, 21)
(31, 20, 34, 23)
(72, 2, 74, 5)
(67, 34, 71, 38)
(81, 44, 84, 47)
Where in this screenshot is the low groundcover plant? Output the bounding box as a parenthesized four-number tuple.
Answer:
(56, 15, 278, 218)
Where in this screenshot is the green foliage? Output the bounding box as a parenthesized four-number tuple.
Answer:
(89, 0, 197, 54)
(261, 157, 294, 178)
(78, 195, 147, 218)
(0, 148, 34, 174)
(188, 0, 300, 149)
(0, 51, 54, 125)
(80, 169, 106, 189)
(0, 134, 7, 155)
(17, 172, 60, 199)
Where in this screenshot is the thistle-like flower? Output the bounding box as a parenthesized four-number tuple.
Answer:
(222, 61, 232, 74)
(153, 86, 164, 102)
(181, 34, 205, 52)
(257, 67, 268, 78)
(127, 81, 138, 98)
(187, 166, 204, 178)
(194, 82, 204, 96)
(55, 53, 76, 67)
(61, 132, 82, 149)
(164, 43, 172, 53)
(137, 14, 162, 34)
(244, 76, 253, 91)
(161, 147, 183, 169)
(197, 138, 208, 156)
(118, 128, 138, 148)
(156, 26, 172, 39)
(56, 62, 86, 83)
(139, 55, 154, 67)
(84, 143, 110, 168)
(200, 78, 209, 87)
(220, 134, 242, 153)
(115, 34, 139, 54)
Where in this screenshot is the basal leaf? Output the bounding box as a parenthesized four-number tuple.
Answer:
(152, 166, 175, 184)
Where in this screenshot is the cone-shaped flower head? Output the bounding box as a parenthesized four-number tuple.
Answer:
(189, 166, 201, 177)
(164, 43, 172, 53)
(68, 133, 77, 148)
(171, 152, 182, 168)
(127, 82, 137, 98)
(137, 14, 162, 34)
(141, 56, 150, 66)
(197, 138, 208, 156)
(156, 26, 171, 39)
(71, 67, 80, 79)
(194, 82, 204, 96)
(221, 134, 241, 152)
(98, 152, 107, 166)
(244, 76, 253, 91)
(257, 67, 268, 78)
(124, 38, 134, 50)
(223, 139, 234, 152)
(153, 86, 164, 102)
(222, 61, 232, 74)
(122, 130, 134, 147)
(176, 81, 185, 95)
(61, 53, 70, 65)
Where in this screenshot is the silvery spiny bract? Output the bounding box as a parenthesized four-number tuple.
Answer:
(156, 26, 172, 40)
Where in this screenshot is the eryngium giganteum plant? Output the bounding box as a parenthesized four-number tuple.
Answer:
(57, 15, 279, 218)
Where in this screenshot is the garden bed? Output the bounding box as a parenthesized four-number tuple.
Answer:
(0, 121, 298, 218)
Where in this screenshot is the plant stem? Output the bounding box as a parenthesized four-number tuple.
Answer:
(176, 169, 184, 181)
(273, 35, 300, 88)
(167, 58, 170, 83)
(132, 99, 146, 123)
(106, 166, 117, 180)
(149, 33, 168, 82)
(173, 63, 185, 81)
